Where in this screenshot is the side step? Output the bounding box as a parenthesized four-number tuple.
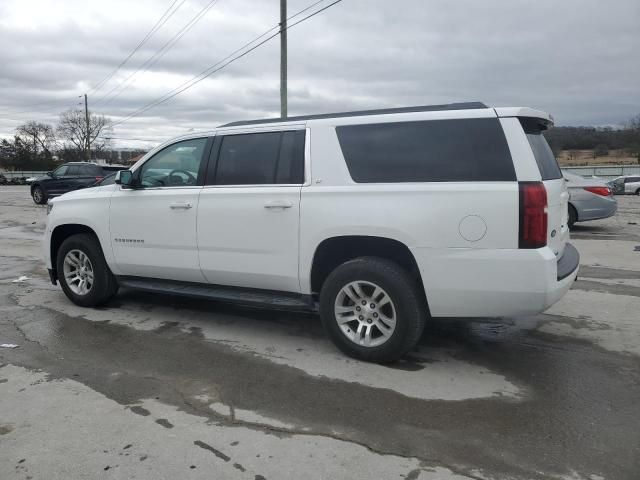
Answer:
(116, 276, 316, 311)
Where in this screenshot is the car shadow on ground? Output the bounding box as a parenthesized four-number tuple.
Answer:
(105, 287, 545, 369)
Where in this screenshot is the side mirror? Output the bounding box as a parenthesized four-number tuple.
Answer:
(115, 170, 134, 187)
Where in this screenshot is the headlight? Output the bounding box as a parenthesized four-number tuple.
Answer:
(46, 202, 54, 215)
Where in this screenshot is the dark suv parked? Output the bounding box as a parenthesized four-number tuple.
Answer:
(30, 163, 125, 204)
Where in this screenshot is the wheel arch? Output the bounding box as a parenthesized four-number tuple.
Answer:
(50, 224, 100, 279)
(568, 202, 579, 223)
(309, 235, 427, 306)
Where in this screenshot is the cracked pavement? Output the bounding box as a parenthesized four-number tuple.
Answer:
(0, 186, 639, 480)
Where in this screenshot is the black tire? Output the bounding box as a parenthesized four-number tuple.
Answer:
(568, 204, 578, 229)
(319, 257, 427, 363)
(635, 188, 640, 196)
(31, 185, 47, 205)
(56, 233, 118, 307)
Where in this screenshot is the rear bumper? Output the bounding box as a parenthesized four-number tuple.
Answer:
(557, 243, 579, 281)
(411, 244, 579, 317)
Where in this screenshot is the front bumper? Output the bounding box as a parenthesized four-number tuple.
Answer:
(48, 268, 57, 285)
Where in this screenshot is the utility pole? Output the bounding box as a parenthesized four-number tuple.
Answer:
(84, 93, 90, 161)
(280, 0, 287, 119)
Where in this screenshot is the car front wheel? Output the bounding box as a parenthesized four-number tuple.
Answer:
(32, 185, 47, 204)
(56, 233, 118, 307)
(319, 257, 426, 363)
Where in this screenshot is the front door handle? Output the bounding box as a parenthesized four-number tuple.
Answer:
(264, 201, 293, 209)
(169, 202, 193, 209)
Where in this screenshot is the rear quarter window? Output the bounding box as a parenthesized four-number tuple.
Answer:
(336, 118, 515, 183)
(521, 119, 562, 180)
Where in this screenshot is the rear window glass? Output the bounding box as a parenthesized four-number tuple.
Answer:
(335, 118, 515, 183)
(212, 131, 305, 185)
(96, 173, 116, 186)
(80, 165, 101, 175)
(521, 119, 562, 180)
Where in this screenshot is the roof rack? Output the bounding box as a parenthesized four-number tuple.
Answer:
(220, 102, 488, 128)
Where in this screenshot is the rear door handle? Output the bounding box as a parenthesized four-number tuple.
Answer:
(264, 201, 293, 209)
(169, 202, 193, 209)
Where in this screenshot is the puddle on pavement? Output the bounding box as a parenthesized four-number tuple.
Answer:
(2, 288, 639, 480)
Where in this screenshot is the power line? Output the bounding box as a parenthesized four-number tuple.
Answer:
(111, 0, 343, 127)
(95, 0, 221, 107)
(0, 97, 79, 117)
(89, 0, 187, 95)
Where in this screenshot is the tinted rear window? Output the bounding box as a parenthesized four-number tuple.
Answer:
(212, 130, 304, 185)
(81, 165, 102, 175)
(521, 119, 562, 180)
(336, 118, 515, 183)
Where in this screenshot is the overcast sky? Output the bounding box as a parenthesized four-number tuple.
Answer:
(1, 0, 638, 147)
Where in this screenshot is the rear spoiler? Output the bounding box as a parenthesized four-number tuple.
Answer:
(494, 107, 554, 130)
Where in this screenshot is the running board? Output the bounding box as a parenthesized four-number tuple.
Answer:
(116, 276, 315, 311)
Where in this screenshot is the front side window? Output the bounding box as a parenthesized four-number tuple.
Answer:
(53, 165, 70, 177)
(138, 138, 207, 187)
(212, 130, 305, 185)
(336, 118, 515, 183)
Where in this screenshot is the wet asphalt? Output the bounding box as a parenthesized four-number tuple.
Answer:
(0, 186, 639, 480)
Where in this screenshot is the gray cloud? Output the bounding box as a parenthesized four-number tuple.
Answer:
(1, 0, 638, 147)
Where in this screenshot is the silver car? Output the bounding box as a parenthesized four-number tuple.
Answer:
(563, 172, 617, 228)
(608, 175, 640, 195)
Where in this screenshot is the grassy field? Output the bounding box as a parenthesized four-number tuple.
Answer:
(558, 149, 639, 167)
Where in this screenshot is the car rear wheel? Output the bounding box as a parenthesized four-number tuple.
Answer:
(636, 188, 640, 196)
(32, 185, 47, 205)
(56, 233, 118, 307)
(319, 257, 426, 363)
(568, 204, 578, 229)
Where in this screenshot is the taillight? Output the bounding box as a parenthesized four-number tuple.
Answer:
(583, 186, 611, 197)
(519, 182, 547, 249)
(95, 176, 103, 182)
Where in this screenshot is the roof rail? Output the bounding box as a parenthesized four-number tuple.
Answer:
(220, 102, 488, 127)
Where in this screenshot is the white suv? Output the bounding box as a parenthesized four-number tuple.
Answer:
(43, 102, 579, 362)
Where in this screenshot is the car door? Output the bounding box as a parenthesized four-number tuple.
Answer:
(46, 165, 72, 195)
(66, 165, 90, 191)
(197, 128, 305, 292)
(625, 176, 640, 194)
(74, 164, 102, 189)
(109, 137, 211, 282)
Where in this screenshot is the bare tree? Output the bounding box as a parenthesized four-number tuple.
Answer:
(57, 109, 111, 161)
(15, 121, 56, 159)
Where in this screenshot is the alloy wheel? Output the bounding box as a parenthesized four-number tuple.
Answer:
(334, 280, 397, 347)
(63, 249, 94, 295)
